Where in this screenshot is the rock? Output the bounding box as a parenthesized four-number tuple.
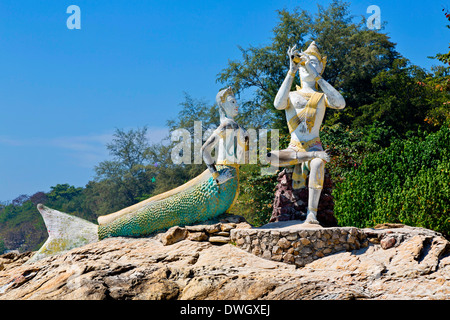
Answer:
(208, 236, 230, 244)
(161, 226, 188, 246)
(0, 251, 34, 272)
(0, 223, 448, 300)
(270, 168, 338, 227)
(235, 222, 253, 229)
(300, 238, 311, 246)
(205, 224, 221, 234)
(221, 223, 235, 232)
(185, 225, 206, 233)
(374, 223, 405, 229)
(187, 232, 208, 242)
(380, 236, 396, 249)
(277, 238, 291, 249)
(215, 231, 230, 237)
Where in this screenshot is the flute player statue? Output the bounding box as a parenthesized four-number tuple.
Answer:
(267, 41, 345, 224)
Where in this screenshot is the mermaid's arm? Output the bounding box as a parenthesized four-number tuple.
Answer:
(200, 126, 224, 181)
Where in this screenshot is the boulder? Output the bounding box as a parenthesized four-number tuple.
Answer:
(160, 226, 188, 246)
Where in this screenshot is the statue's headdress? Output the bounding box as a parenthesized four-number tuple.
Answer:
(296, 41, 327, 91)
(304, 41, 327, 75)
(217, 86, 234, 104)
(216, 86, 235, 120)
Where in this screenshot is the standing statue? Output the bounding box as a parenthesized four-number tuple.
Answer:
(30, 87, 248, 262)
(268, 41, 345, 224)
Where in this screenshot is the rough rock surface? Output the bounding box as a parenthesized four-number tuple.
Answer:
(270, 168, 337, 227)
(0, 222, 449, 300)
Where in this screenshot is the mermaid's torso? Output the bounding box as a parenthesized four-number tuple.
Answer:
(98, 165, 239, 239)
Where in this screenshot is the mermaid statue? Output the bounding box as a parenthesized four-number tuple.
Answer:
(30, 87, 248, 262)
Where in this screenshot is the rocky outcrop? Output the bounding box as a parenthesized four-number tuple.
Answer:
(0, 219, 449, 300)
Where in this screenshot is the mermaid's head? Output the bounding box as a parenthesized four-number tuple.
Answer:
(216, 87, 238, 120)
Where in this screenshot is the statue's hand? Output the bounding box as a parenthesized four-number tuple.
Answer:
(215, 168, 234, 185)
(287, 45, 301, 72)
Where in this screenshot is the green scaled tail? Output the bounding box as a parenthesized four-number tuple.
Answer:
(98, 166, 239, 240)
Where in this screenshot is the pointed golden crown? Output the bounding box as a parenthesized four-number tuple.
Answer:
(304, 41, 327, 75)
(219, 86, 234, 103)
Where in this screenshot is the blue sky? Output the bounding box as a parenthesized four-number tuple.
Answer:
(0, 0, 448, 202)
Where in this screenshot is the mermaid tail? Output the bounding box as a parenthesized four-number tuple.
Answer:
(30, 166, 239, 261)
(98, 165, 239, 239)
(29, 204, 98, 263)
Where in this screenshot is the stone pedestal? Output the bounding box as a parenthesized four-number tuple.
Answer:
(270, 168, 337, 227)
(230, 221, 368, 267)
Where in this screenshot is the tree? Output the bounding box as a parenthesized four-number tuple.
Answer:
(85, 127, 157, 215)
(354, 58, 434, 135)
(217, 0, 399, 131)
(99, 126, 150, 176)
(47, 184, 82, 202)
(29, 192, 47, 205)
(0, 239, 5, 254)
(11, 194, 30, 207)
(423, 8, 450, 127)
(166, 92, 219, 135)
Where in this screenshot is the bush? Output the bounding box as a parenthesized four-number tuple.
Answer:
(333, 124, 450, 238)
(230, 164, 278, 227)
(321, 122, 398, 183)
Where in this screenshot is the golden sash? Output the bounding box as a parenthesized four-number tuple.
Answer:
(287, 92, 325, 134)
(288, 137, 322, 153)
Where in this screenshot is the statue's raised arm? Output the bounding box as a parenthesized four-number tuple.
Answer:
(274, 45, 299, 110)
(274, 43, 345, 111)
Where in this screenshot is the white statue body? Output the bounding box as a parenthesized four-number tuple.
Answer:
(270, 41, 345, 224)
(285, 91, 326, 142)
(201, 87, 248, 184)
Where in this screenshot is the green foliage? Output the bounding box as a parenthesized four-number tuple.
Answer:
(48, 183, 81, 200)
(230, 165, 278, 227)
(0, 238, 5, 254)
(86, 127, 159, 215)
(354, 58, 444, 136)
(333, 125, 450, 238)
(105, 126, 151, 171)
(320, 121, 399, 182)
(0, 194, 47, 252)
(422, 65, 450, 127)
(166, 93, 220, 134)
